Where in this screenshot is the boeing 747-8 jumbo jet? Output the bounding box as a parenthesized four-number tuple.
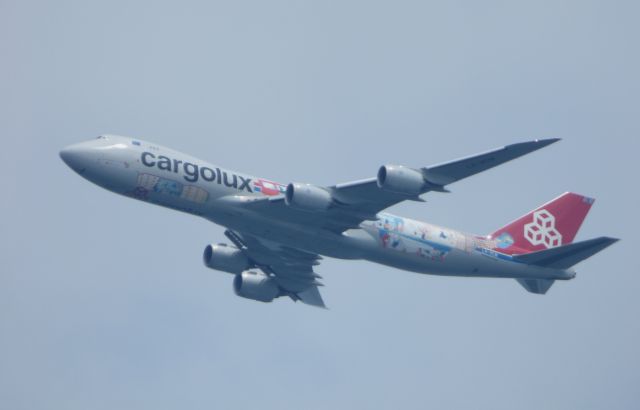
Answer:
(60, 136, 617, 307)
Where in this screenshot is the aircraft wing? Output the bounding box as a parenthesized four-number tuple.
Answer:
(224, 230, 327, 308)
(232, 139, 559, 233)
(328, 138, 560, 212)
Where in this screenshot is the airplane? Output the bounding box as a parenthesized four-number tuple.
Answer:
(60, 135, 618, 308)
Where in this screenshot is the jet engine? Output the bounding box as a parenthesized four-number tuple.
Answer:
(233, 270, 280, 302)
(285, 183, 333, 211)
(203, 244, 251, 274)
(377, 165, 426, 196)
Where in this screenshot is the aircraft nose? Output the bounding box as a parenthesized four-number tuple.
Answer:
(60, 143, 92, 174)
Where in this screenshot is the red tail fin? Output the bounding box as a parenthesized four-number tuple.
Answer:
(489, 192, 595, 255)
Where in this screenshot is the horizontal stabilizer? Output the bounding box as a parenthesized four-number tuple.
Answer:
(513, 237, 619, 269)
(516, 278, 555, 294)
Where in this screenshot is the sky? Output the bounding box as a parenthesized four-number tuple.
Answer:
(1, 1, 639, 409)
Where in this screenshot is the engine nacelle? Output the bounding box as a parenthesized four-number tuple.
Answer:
(285, 183, 333, 211)
(203, 244, 251, 274)
(233, 271, 280, 303)
(377, 165, 426, 196)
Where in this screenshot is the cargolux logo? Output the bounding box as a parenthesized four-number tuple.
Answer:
(524, 209, 562, 249)
(140, 152, 253, 193)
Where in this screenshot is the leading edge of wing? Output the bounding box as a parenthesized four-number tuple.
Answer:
(421, 138, 560, 186)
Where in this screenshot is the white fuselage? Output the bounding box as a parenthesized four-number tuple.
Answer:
(60, 136, 575, 282)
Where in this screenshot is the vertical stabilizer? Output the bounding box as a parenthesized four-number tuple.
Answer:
(490, 192, 594, 255)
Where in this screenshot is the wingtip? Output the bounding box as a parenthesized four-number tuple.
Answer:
(506, 138, 561, 151)
(592, 236, 620, 249)
(534, 137, 561, 146)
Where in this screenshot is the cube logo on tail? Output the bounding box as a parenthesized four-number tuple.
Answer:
(524, 209, 562, 249)
(489, 192, 594, 255)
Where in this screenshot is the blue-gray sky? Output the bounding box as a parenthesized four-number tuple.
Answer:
(1, 1, 638, 409)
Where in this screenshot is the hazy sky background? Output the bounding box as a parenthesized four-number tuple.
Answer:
(1, 1, 638, 409)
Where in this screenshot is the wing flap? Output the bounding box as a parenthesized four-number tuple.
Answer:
(226, 230, 327, 308)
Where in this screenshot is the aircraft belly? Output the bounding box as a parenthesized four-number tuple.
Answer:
(361, 247, 563, 279)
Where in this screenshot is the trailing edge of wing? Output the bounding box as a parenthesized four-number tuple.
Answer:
(225, 230, 328, 308)
(422, 138, 560, 186)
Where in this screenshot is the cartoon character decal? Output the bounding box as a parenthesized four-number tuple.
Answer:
(128, 173, 208, 204)
(378, 215, 406, 250)
(130, 186, 150, 200)
(416, 244, 449, 261)
(155, 178, 182, 196)
(376, 214, 453, 261)
(495, 232, 515, 249)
